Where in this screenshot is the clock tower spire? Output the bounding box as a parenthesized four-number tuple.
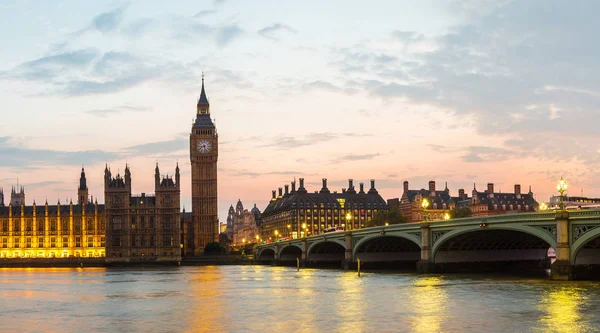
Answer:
(189, 74, 219, 255)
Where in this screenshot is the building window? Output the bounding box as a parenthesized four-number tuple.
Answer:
(26, 237, 32, 248)
(51, 220, 57, 232)
(87, 219, 93, 231)
(38, 237, 43, 248)
(37, 220, 44, 232)
(150, 216, 155, 229)
(74, 219, 81, 232)
(87, 236, 93, 247)
(99, 219, 106, 231)
(131, 217, 136, 229)
(112, 217, 122, 230)
(62, 236, 68, 248)
(26, 220, 32, 232)
(13, 222, 20, 232)
(75, 237, 81, 248)
(140, 216, 145, 229)
(1, 220, 7, 232)
(113, 236, 121, 247)
(100, 237, 105, 247)
(50, 237, 56, 248)
(150, 236, 155, 247)
(141, 235, 146, 247)
(2, 237, 7, 248)
(61, 219, 69, 232)
(131, 235, 137, 247)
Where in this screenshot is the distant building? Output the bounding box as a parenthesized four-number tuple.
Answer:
(548, 195, 600, 209)
(0, 168, 106, 258)
(398, 181, 467, 222)
(469, 183, 538, 216)
(260, 178, 387, 241)
(227, 200, 261, 245)
(104, 163, 181, 262)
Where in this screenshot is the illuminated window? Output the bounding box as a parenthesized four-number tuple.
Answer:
(1, 220, 6, 232)
(37, 220, 44, 232)
(100, 237, 105, 247)
(26, 237, 32, 248)
(50, 237, 56, 248)
(38, 237, 43, 248)
(1, 237, 7, 248)
(87, 219, 93, 231)
(13, 222, 20, 232)
(87, 236, 93, 247)
(75, 237, 81, 248)
(62, 236, 68, 247)
(26, 220, 32, 232)
(14, 237, 20, 248)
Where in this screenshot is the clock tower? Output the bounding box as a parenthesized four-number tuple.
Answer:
(190, 75, 219, 255)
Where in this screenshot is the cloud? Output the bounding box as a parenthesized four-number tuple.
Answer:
(85, 105, 151, 117)
(337, 153, 380, 162)
(0, 144, 119, 168)
(258, 23, 297, 41)
(193, 10, 217, 18)
(124, 138, 188, 155)
(1, 49, 99, 81)
(216, 25, 243, 46)
(92, 6, 127, 33)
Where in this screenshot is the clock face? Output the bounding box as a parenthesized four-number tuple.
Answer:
(197, 140, 211, 153)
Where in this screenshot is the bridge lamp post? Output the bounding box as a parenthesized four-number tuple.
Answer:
(539, 202, 548, 211)
(443, 213, 450, 220)
(274, 230, 279, 242)
(302, 223, 307, 238)
(556, 177, 568, 210)
(345, 213, 352, 230)
(255, 234, 260, 244)
(421, 198, 430, 221)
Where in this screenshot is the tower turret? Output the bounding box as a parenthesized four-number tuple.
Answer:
(0, 187, 4, 206)
(155, 162, 160, 187)
(78, 166, 89, 205)
(125, 164, 131, 188)
(175, 162, 180, 188)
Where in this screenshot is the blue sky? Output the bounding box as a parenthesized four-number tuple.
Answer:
(1, 0, 599, 222)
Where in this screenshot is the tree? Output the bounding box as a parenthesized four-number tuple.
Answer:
(450, 207, 472, 219)
(368, 207, 408, 227)
(204, 242, 226, 254)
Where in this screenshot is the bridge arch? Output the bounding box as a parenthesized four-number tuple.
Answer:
(306, 240, 346, 265)
(432, 225, 556, 266)
(278, 244, 303, 257)
(571, 227, 600, 264)
(257, 248, 276, 262)
(306, 239, 346, 256)
(352, 233, 421, 260)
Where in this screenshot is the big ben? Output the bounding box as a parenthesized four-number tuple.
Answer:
(190, 75, 219, 254)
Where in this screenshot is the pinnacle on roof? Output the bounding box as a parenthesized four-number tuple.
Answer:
(197, 72, 209, 107)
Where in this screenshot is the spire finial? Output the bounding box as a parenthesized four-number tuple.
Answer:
(202, 71, 204, 83)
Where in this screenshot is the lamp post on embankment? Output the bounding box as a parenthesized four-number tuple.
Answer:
(551, 178, 573, 280)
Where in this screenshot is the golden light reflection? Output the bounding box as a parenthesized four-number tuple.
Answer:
(335, 272, 366, 333)
(186, 266, 225, 333)
(538, 286, 588, 333)
(409, 277, 447, 333)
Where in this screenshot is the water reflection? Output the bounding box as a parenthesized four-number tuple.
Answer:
(1, 267, 600, 333)
(539, 286, 588, 333)
(410, 276, 448, 333)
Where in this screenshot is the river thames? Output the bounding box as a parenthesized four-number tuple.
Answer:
(1, 266, 599, 333)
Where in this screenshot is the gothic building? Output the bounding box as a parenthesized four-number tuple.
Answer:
(0, 168, 106, 258)
(189, 76, 219, 254)
(260, 178, 387, 241)
(226, 200, 261, 246)
(104, 163, 181, 262)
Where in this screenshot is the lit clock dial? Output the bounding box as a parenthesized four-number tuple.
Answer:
(197, 140, 211, 153)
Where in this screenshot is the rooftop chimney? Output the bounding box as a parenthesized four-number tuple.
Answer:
(369, 179, 378, 194)
(429, 181, 436, 193)
(291, 181, 296, 192)
(320, 178, 330, 193)
(458, 189, 465, 199)
(487, 183, 494, 194)
(298, 178, 307, 193)
(359, 182, 365, 194)
(272, 190, 276, 200)
(278, 187, 283, 197)
(284, 185, 289, 195)
(403, 181, 409, 193)
(514, 184, 521, 195)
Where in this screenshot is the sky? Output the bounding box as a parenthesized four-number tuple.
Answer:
(1, 0, 599, 222)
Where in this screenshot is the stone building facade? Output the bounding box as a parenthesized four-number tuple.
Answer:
(226, 200, 261, 246)
(104, 163, 181, 262)
(260, 178, 387, 241)
(0, 168, 106, 258)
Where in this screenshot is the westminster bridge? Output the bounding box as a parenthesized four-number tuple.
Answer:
(256, 210, 600, 280)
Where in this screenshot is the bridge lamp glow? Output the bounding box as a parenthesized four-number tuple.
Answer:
(539, 202, 548, 211)
(421, 198, 430, 210)
(444, 213, 450, 220)
(556, 177, 568, 210)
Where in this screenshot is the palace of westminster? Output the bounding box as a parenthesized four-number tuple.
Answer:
(0, 78, 553, 261)
(0, 78, 219, 261)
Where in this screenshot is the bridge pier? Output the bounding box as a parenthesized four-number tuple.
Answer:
(551, 211, 574, 280)
(344, 232, 352, 270)
(416, 223, 435, 273)
(271, 244, 280, 266)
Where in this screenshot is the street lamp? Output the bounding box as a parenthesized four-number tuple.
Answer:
(556, 177, 568, 210)
(301, 223, 307, 238)
(345, 213, 352, 230)
(443, 213, 450, 220)
(255, 234, 260, 244)
(274, 230, 279, 242)
(421, 198, 430, 221)
(539, 202, 548, 211)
